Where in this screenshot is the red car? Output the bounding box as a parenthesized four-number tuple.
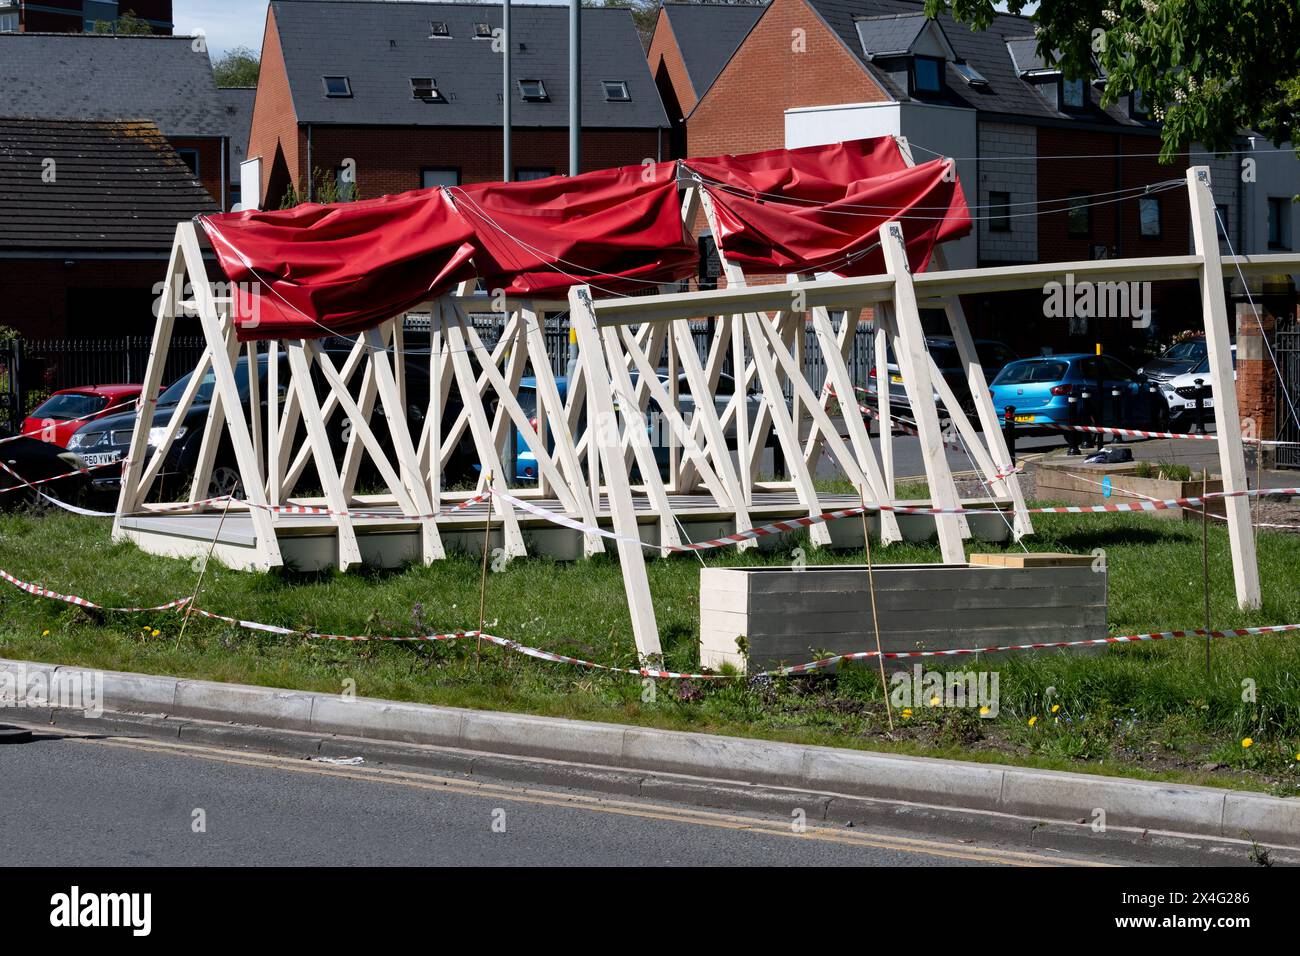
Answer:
(21, 385, 142, 448)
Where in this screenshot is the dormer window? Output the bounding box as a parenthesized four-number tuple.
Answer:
(519, 79, 548, 102)
(429, 21, 450, 38)
(1062, 76, 1087, 111)
(912, 56, 944, 93)
(473, 22, 493, 38)
(1131, 88, 1148, 118)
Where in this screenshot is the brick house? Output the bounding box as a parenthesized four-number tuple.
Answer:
(246, 0, 670, 210)
(0, 117, 218, 339)
(646, 2, 764, 160)
(0, 32, 229, 208)
(0, 1, 172, 34)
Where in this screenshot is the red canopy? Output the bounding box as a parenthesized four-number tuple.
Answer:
(454, 160, 697, 298)
(199, 188, 478, 341)
(683, 137, 970, 277)
(199, 137, 970, 342)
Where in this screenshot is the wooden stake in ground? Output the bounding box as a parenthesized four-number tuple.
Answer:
(176, 493, 234, 650)
(1202, 467, 1211, 679)
(476, 473, 494, 667)
(861, 489, 894, 732)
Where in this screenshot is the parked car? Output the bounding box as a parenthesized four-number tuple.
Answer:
(1137, 338, 1210, 380)
(68, 348, 482, 500)
(0, 426, 89, 509)
(513, 376, 566, 482)
(864, 336, 1018, 418)
(988, 353, 1157, 430)
(21, 384, 141, 447)
(1152, 346, 1237, 432)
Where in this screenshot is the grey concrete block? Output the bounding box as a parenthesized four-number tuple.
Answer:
(1221, 791, 1300, 847)
(98, 669, 179, 713)
(459, 709, 627, 763)
(172, 679, 316, 731)
(999, 768, 1228, 834)
(803, 748, 1006, 810)
(311, 694, 464, 747)
(621, 727, 806, 786)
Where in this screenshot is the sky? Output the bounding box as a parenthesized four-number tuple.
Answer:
(173, 0, 1038, 62)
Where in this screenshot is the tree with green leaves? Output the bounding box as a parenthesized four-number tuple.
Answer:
(213, 45, 261, 88)
(925, 0, 1300, 162)
(92, 9, 153, 35)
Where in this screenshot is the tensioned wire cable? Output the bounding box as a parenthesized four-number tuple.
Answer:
(908, 140, 1300, 163)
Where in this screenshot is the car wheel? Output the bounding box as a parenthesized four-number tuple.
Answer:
(207, 465, 245, 500)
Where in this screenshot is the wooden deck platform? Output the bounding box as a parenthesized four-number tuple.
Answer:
(115, 491, 1016, 572)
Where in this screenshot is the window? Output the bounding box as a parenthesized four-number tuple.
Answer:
(1268, 197, 1292, 250)
(1131, 88, 1147, 117)
(1066, 194, 1091, 238)
(1215, 203, 1230, 241)
(1062, 76, 1086, 110)
(0, 12, 18, 32)
(602, 80, 630, 102)
(515, 167, 555, 182)
(912, 56, 943, 93)
(410, 77, 446, 101)
(952, 62, 988, 88)
(518, 79, 548, 101)
(421, 168, 460, 189)
(988, 191, 1011, 232)
(473, 22, 493, 38)
(175, 148, 200, 176)
(322, 75, 352, 97)
(428, 20, 450, 38)
(1139, 196, 1161, 238)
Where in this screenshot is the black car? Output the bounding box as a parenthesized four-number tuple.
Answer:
(70, 347, 479, 501)
(0, 426, 89, 510)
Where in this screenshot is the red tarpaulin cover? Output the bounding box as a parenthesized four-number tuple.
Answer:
(453, 160, 696, 298)
(199, 188, 479, 340)
(683, 137, 970, 277)
(199, 138, 969, 342)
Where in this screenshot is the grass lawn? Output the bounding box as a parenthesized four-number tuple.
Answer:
(3, 501, 1300, 796)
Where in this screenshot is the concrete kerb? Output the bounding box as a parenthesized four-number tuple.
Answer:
(2, 656, 1298, 848)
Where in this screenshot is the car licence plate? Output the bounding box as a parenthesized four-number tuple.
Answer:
(81, 451, 122, 467)
(1014, 414, 1035, 423)
(890, 375, 904, 384)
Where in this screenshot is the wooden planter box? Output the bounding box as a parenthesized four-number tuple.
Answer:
(1033, 461, 1223, 521)
(699, 557, 1107, 673)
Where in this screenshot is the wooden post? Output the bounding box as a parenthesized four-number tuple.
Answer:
(1187, 166, 1261, 609)
(569, 285, 663, 659)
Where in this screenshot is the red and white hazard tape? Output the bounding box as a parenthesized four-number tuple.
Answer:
(0, 397, 143, 448)
(767, 622, 1300, 675)
(3, 565, 1297, 680)
(0, 569, 190, 613)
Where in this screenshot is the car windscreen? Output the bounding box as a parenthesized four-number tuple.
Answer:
(158, 363, 256, 407)
(1162, 341, 1207, 362)
(28, 392, 108, 421)
(993, 360, 1068, 385)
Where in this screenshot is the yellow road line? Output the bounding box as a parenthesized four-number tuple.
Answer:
(54, 730, 1109, 867)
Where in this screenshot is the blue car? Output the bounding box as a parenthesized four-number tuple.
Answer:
(989, 354, 1157, 430)
(514, 376, 566, 482)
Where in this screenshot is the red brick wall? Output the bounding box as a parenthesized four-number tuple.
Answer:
(647, 9, 696, 122)
(687, 0, 887, 160)
(303, 126, 661, 201)
(170, 135, 224, 209)
(246, 4, 302, 208)
(0, 258, 169, 339)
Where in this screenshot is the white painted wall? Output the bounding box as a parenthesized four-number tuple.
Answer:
(785, 100, 978, 269)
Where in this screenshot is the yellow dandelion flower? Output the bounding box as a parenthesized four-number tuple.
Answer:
(41, 629, 49, 637)
(1028, 716, 1038, 727)
(979, 706, 990, 716)
(1051, 704, 1060, 713)
(151, 629, 161, 638)
(929, 695, 941, 706)
(902, 708, 913, 718)
(1242, 738, 1253, 748)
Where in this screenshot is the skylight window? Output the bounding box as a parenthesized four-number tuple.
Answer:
(322, 76, 352, 98)
(953, 62, 988, 88)
(519, 79, 548, 102)
(411, 77, 445, 101)
(474, 22, 493, 38)
(429, 20, 450, 38)
(602, 80, 631, 102)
